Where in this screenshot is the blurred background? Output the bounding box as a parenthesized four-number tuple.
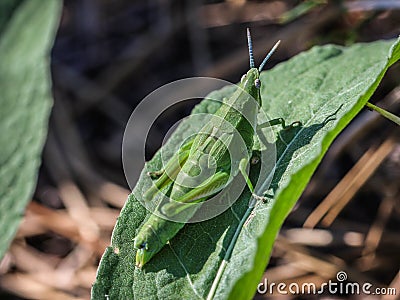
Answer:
(0, 0, 400, 299)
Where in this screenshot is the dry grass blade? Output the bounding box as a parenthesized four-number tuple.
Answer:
(10, 242, 58, 273)
(304, 137, 396, 228)
(321, 137, 396, 226)
(58, 181, 100, 243)
(0, 273, 88, 300)
(358, 192, 396, 271)
(26, 202, 108, 257)
(275, 237, 376, 285)
(44, 130, 100, 244)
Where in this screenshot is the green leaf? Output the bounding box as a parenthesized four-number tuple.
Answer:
(92, 38, 400, 300)
(0, 0, 23, 34)
(0, 0, 62, 259)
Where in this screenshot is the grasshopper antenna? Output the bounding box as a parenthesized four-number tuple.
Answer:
(258, 40, 281, 72)
(247, 28, 255, 68)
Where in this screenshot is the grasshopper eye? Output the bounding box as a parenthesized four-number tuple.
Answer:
(241, 74, 246, 83)
(254, 79, 261, 89)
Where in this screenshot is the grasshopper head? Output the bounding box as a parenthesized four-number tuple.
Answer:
(134, 242, 154, 268)
(134, 226, 161, 268)
(240, 68, 261, 105)
(134, 236, 158, 268)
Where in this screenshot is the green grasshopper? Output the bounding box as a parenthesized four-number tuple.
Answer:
(134, 29, 297, 268)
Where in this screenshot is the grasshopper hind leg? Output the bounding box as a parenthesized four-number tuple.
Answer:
(146, 137, 195, 178)
(144, 138, 194, 201)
